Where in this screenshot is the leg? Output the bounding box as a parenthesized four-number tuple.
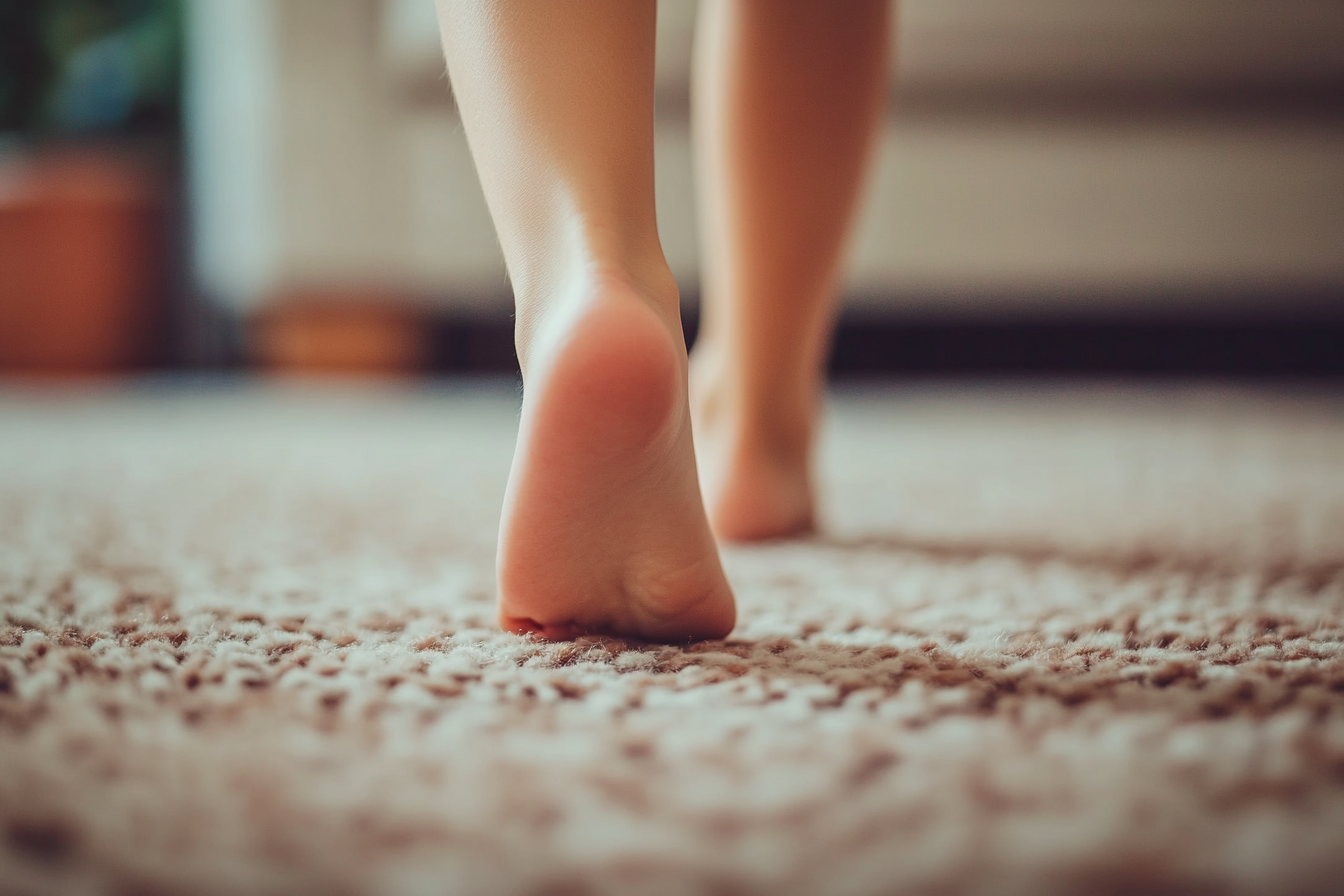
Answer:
(435, 0, 734, 640)
(691, 0, 891, 541)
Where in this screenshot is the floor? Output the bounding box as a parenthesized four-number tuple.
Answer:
(1, 379, 1342, 895)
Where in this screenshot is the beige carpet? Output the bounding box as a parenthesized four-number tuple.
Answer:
(2, 381, 1343, 896)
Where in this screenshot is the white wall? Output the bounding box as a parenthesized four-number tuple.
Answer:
(185, 0, 281, 312)
(188, 0, 1344, 317)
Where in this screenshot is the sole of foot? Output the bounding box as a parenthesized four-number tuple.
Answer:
(689, 347, 818, 543)
(496, 276, 736, 642)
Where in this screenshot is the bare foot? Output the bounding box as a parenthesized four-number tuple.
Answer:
(689, 345, 817, 542)
(496, 276, 736, 642)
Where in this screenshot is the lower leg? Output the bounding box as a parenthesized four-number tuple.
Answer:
(435, 0, 734, 640)
(691, 0, 891, 541)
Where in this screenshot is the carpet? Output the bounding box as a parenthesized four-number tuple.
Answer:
(1, 380, 1342, 896)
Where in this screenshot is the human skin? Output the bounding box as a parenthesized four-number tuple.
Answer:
(435, 0, 735, 641)
(434, 0, 888, 640)
(691, 0, 891, 542)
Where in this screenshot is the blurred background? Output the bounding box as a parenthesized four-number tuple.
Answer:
(1, 0, 1342, 378)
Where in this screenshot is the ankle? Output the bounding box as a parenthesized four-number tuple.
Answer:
(515, 261, 681, 375)
(689, 338, 820, 541)
(691, 341, 817, 456)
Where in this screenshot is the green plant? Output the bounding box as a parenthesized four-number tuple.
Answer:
(0, 0, 181, 136)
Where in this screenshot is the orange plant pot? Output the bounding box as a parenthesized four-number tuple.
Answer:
(0, 151, 164, 375)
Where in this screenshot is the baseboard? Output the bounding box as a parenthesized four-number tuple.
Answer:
(821, 318, 1344, 378)
(420, 313, 1343, 379)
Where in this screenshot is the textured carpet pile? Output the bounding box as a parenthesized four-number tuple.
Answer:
(1, 382, 1343, 896)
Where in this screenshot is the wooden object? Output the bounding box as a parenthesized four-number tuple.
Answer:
(251, 294, 429, 375)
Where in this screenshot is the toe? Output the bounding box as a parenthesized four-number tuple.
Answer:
(499, 612, 582, 641)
